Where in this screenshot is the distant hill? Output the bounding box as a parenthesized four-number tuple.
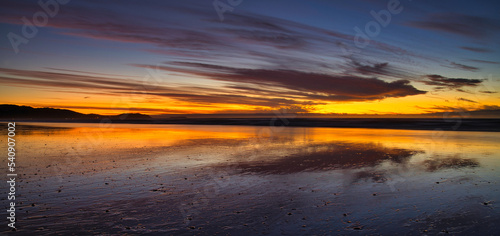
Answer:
(0, 104, 151, 120)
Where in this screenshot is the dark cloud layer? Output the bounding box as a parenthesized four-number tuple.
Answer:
(352, 61, 389, 75)
(422, 74, 483, 90)
(153, 62, 426, 102)
(341, 59, 418, 80)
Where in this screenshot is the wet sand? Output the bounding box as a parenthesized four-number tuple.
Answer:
(5, 118, 500, 132)
(1, 122, 499, 235)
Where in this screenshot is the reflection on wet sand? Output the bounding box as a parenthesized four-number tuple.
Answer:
(423, 155, 480, 172)
(0, 124, 73, 135)
(216, 143, 420, 174)
(0, 123, 499, 235)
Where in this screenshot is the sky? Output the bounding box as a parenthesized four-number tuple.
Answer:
(0, 0, 499, 116)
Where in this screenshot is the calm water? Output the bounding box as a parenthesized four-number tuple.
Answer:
(1, 122, 499, 235)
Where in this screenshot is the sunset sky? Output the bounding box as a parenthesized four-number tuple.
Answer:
(1, 0, 499, 116)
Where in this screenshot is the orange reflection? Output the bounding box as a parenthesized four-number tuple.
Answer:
(15, 122, 500, 161)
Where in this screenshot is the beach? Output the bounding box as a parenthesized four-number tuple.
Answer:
(1, 122, 499, 234)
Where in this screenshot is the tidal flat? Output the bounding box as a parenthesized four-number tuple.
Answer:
(1, 122, 499, 235)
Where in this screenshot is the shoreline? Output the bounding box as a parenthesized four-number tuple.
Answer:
(2, 118, 500, 132)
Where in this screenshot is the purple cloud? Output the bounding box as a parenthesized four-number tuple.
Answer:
(422, 74, 483, 90)
(149, 62, 426, 102)
(460, 46, 494, 53)
(408, 13, 500, 40)
(448, 62, 479, 72)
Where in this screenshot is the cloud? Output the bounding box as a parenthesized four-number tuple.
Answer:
(0, 67, 319, 109)
(150, 62, 426, 102)
(418, 104, 500, 117)
(460, 46, 494, 53)
(481, 105, 500, 110)
(35, 105, 187, 114)
(447, 62, 479, 72)
(458, 98, 478, 103)
(0, 0, 424, 74)
(136, 92, 309, 107)
(421, 74, 483, 90)
(341, 59, 418, 80)
(408, 13, 500, 40)
(479, 90, 497, 94)
(0, 68, 146, 91)
(467, 59, 500, 65)
(351, 61, 389, 75)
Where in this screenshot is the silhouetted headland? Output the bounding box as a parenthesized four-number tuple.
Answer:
(0, 104, 151, 121)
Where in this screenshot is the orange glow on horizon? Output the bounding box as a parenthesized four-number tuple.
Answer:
(1, 77, 499, 117)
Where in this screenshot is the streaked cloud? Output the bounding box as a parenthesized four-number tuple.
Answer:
(0, 67, 317, 109)
(421, 74, 483, 90)
(447, 62, 479, 72)
(408, 13, 500, 40)
(479, 90, 497, 94)
(148, 62, 426, 102)
(458, 98, 478, 103)
(467, 59, 500, 65)
(460, 46, 494, 53)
